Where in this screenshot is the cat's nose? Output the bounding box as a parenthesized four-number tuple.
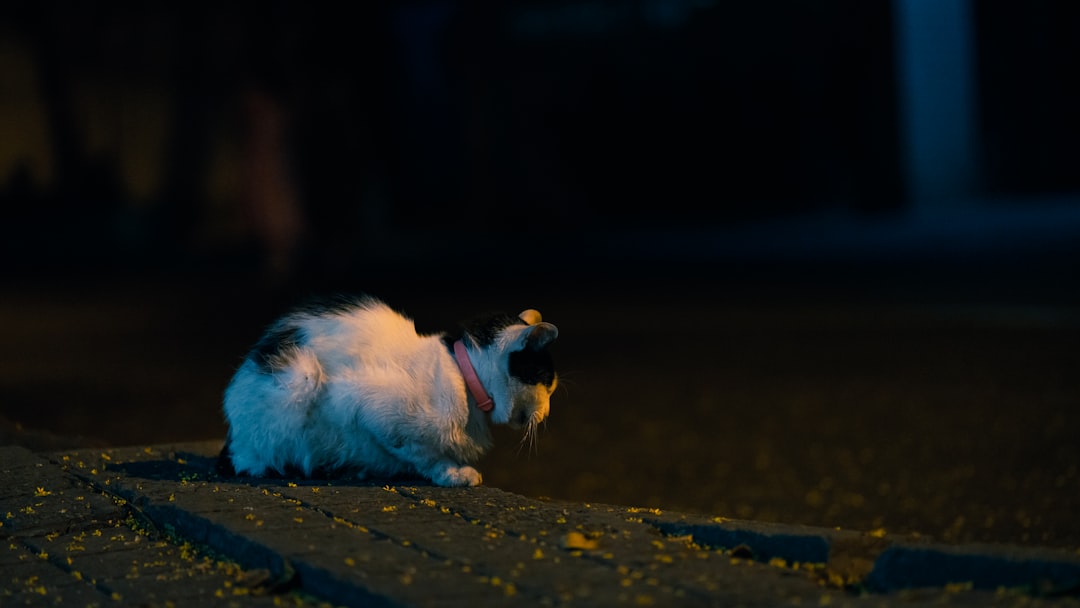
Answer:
(515, 409, 530, 426)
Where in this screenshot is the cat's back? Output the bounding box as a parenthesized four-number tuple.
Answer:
(287, 296, 424, 366)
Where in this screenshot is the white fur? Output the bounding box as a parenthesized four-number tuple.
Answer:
(222, 299, 556, 487)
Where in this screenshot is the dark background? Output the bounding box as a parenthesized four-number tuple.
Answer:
(2, 2, 1079, 550)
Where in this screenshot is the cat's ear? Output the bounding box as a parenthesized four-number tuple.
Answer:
(521, 322, 558, 351)
(518, 309, 542, 325)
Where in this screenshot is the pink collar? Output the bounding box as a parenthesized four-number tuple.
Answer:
(453, 340, 494, 412)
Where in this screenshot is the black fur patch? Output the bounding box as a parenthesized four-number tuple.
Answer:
(440, 335, 457, 355)
(215, 437, 236, 477)
(249, 324, 303, 372)
(509, 347, 556, 387)
(462, 312, 525, 347)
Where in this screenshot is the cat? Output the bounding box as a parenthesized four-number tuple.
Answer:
(218, 295, 558, 487)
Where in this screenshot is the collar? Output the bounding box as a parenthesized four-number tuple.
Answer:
(453, 339, 494, 412)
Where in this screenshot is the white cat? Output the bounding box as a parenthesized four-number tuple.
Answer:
(218, 295, 558, 487)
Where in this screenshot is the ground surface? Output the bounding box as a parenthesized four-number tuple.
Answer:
(4, 441, 1079, 606)
(2, 264, 1078, 553)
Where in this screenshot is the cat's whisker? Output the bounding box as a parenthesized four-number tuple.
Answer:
(517, 432, 530, 457)
(552, 373, 580, 396)
(517, 415, 541, 457)
(531, 416, 543, 456)
(516, 427, 529, 455)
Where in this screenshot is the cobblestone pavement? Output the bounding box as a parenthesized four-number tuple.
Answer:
(3, 441, 1079, 606)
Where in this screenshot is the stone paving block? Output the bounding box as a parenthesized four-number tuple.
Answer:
(1, 446, 125, 538)
(371, 484, 863, 606)
(20, 441, 1080, 607)
(1, 445, 333, 607)
(389, 485, 835, 605)
(79, 444, 763, 605)
(868, 543, 1080, 594)
(58, 444, 547, 606)
(6, 511, 327, 607)
(644, 508, 1080, 598)
(276, 486, 683, 606)
(1, 557, 103, 607)
(647, 512, 835, 564)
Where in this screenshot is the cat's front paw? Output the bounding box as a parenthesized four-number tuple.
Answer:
(432, 464, 482, 487)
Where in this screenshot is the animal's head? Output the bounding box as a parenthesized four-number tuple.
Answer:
(460, 309, 558, 436)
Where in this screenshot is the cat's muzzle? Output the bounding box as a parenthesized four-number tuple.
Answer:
(512, 409, 531, 428)
(511, 407, 545, 430)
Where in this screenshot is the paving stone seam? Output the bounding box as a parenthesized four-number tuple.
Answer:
(91, 449, 723, 606)
(390, 486, 723, 604)
(53, 454, 556, 607)
(127, 479, 542, 605)
(266, 483, 565, 606)
(40, 454, 345, 606)
(7, 533, 122, 602)
(263, 481, 710, 606)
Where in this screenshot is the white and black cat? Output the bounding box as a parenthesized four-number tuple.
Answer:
(218, 295, 558, 487)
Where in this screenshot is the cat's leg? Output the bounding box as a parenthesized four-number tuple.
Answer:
(379, 439, 482, 487)
(427, 461, 482, 487)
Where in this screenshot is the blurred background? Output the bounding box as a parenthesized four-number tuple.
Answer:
(2, 1, 1079, 550)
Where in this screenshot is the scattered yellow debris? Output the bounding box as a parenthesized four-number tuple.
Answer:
(561, 531, 599, 551)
